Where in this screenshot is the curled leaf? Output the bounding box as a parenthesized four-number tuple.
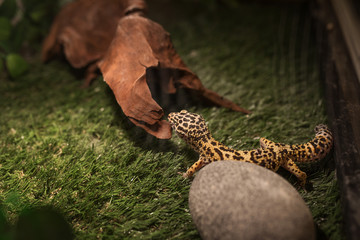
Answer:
(99, 16, 249, 139)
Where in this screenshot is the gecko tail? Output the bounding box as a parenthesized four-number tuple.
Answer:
(260, 124, 333, 163)
(293, 124, 333, 163)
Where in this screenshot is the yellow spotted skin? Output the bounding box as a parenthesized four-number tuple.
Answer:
(168, 110, 333, 187)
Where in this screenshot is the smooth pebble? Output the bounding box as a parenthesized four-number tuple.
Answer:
(189, 161, 315, 240)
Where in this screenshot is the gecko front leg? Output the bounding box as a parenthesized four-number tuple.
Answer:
(181, 156, 211, 178)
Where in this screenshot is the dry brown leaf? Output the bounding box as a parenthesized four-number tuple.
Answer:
(41, 0, 147, 85)
(99, 16, 250, 139)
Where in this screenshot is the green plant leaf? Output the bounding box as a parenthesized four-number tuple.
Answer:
(6, 53, 29, 78)
(0, 17, 12, 42)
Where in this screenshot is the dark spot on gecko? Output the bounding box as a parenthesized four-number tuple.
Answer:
(214, 148, 224, 159)
(233, 155, 244, 160)
(271, 161, 277, 169)
(258, 161, 266, 167)
(310, 141, 317, 149)
(314, 147, 320, 154)
(251, 158, 259, 163)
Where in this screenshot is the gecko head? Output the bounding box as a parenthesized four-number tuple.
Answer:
(168, 110, 210, 141)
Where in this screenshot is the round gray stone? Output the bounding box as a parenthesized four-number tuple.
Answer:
(189, 161, 315, 240)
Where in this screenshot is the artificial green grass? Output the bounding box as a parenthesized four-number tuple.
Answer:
(1, 1, 343, 239)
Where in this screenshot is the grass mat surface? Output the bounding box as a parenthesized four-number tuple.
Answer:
(0, 1, 343, 239)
